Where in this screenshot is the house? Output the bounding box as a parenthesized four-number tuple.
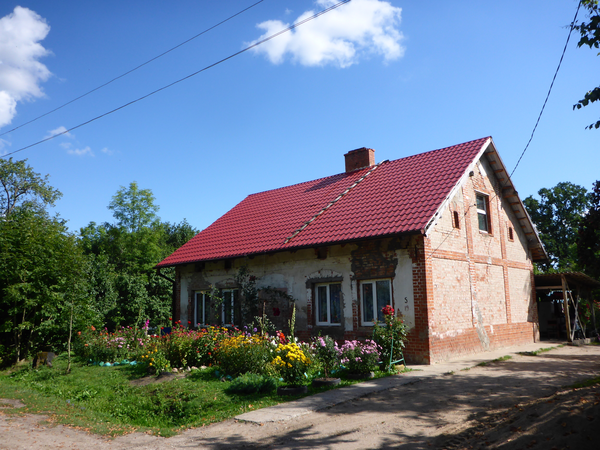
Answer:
(156, 137, 547, 364)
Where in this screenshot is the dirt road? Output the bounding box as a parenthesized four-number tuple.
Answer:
(1, 344, 599, 449)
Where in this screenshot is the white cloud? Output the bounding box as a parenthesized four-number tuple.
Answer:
(0, 137, 10, 155)
(248, 0, 404, 68)
(0, 7, 51, 129)
(101, 147, 113, 155)
(45, 125, 72, 139)
(67, 146, 94, 157)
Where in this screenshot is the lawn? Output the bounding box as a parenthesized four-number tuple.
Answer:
(0, 353, 395, 437)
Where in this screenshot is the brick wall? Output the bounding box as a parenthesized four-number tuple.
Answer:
(422, 154, 538, 363)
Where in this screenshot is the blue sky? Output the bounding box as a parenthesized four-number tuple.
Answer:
(0, 1, 597, 234)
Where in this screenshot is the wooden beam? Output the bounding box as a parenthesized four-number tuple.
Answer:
(562, 275, 572, 342)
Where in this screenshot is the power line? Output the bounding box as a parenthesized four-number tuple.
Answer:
(2, 0, 351, 159)
(427, 1, 583, 260)
(0, 0, 266, 139)
(510, 0, 582, 178)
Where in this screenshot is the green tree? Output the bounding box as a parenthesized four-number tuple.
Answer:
(0, 157, 62, 217)
(574, 0, 600, 129)
(0, 208, 93, 363)
(80, 183, 197, 329)
(577, 180, 600, 279)
(523, 182, 590, 271)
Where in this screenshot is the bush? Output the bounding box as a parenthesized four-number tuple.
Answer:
(139, 341, 171, 374)
(75, 325, 151, 363)
(215, 334, 274, 376)
(339, 340, 380, 374)
(225, 373, 277, 395)
(372, 305, 408, 371)
(272, 342, 311, 385)
(311, 335, 341, 378)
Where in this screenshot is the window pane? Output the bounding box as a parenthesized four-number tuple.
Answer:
(223, 291, 233, 324)
(476, 195, 486, 211)
(478, 212, 488, 232)
(196, 293, 204, 326)
(317, 286, 328, 323)
(376, 280, 391, 322)
(329, 284, 341, 324)
(363, 283, 374, 323)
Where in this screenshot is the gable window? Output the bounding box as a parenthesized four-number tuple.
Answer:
(453, 210, 460, 229)
(508, 225, 514, 241)
(361, 279, 392, 326)
(315, 283, 341, 325)
(476, 193, 491, 233)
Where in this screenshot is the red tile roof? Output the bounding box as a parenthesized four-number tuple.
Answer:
(157, 137, 490, 267)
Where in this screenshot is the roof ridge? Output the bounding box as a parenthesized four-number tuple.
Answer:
(283, 161, 386, 244)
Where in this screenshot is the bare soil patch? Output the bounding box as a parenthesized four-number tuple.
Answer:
(1, 344, 599, 449)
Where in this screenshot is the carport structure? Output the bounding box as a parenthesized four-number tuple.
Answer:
(535, 272, 600, 342)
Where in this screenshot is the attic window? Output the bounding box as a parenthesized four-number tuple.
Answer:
(508, 226, 514, 242)
(453, 210, 460, 229)
(476, 193, 491, 233)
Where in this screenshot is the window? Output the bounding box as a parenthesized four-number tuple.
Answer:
(453, 210, 460, 229)
(195, 291, 208, 326)
(476, 193, 491, 233)
(315, 283, 341, 325)
(221, 289, 239, 326)
(361, 279, 392, 326)
(508, 225, 514, 241)
(195, 289, 239, 326)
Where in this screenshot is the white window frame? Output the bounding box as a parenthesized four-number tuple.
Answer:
(194, 291, 208, 327)
(476, 193, 490, 233)
(360, 279, 392, 326)
(315, 282, 342, 326)
(221, 289, 238, 326)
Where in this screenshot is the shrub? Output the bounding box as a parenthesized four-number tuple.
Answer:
(215, 334, 274, 376)
(225, 373, 277, 395)
(372, 305, 408, 371)
(272, 342, 311, 385)
(311, 335, 341, 378)
(139, 341, 171, 374)
(339, 340, 380, 374)
(75, 325, 151, 363)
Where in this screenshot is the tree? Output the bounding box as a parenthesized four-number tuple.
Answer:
(108, 181, 159, 233)
(0, 157, 62, 217)
(0, 208, 93, 363)
(574, 0, 600, 129)
(578, 180, 600, 279)
(80, 183, 198, 329)
(523, 182, 590, 271)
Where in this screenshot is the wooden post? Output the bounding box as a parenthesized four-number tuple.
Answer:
(561, 275, 572, 342)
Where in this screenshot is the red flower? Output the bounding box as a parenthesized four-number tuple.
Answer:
(169, 317, 172, 321)
(188, 321, 191, 324)
(382, 305, 395, 316)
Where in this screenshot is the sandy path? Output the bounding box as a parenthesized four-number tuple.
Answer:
(1, 344, 599, 449)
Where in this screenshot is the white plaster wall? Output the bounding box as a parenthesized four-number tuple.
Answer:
(177, 241, 416, 333)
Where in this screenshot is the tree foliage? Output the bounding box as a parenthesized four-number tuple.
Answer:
(523, 182, 590, 271)
(577, 180, 600, 279)
(80, 183, 197, 329)
(0, 157, 62, 217)
(0, 206, 93, 363)
(574, 0, 600, 129)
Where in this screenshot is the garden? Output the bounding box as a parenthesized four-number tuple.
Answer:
(0, 306, 408, 437)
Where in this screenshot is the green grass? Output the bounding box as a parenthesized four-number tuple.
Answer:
(517, 345, 563, 357)
(570, 376, 600, 389)
(476, 355, 512, 367)
(0, 354, 398, 437)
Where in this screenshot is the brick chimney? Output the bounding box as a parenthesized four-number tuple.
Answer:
(344, 147, 375, 173)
